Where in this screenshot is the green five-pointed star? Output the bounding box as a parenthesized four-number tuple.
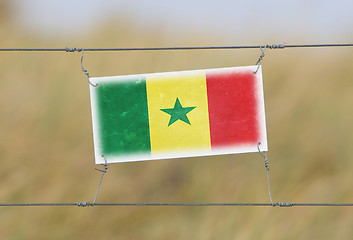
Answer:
(160, 98, 196, 126)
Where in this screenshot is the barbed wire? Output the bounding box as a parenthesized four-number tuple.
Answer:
(0, 43, 352, 52)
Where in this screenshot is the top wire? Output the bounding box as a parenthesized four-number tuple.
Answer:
(0, 43, 353, 52)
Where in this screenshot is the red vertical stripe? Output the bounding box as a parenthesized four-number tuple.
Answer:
(206, 69, 259, 148)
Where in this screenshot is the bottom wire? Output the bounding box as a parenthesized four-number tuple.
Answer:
(1, 202, 353, 207)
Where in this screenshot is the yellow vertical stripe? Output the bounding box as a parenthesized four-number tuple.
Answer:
(146, 71, 211, 155)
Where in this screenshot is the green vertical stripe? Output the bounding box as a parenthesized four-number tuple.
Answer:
(96, 76, 151, 156)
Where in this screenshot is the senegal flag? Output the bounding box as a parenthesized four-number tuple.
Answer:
(90, 66, 267, 164)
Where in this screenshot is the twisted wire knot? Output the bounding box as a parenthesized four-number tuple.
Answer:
(266, 44, 286, 49)
(273, 202, 294, 207)
(76, 202, 92, 207)
(65, 47, 82, 52)
(253, 43, 285, 74)
(264, 158, 269, 169)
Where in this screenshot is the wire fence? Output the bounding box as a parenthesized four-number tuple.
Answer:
(1, 42, 353, 208)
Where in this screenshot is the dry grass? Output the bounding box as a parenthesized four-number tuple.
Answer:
(1, 17, 353, 240)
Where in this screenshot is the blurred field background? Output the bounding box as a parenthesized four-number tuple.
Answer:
(1, 0, 353, 239)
